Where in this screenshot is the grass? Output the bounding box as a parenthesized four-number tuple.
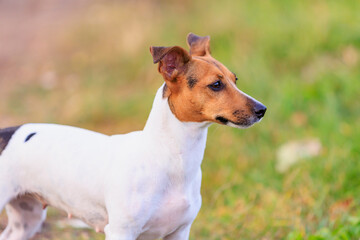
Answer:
(0, 0, 360, 239)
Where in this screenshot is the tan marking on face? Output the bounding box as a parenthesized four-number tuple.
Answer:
(167, 55, 257, 126)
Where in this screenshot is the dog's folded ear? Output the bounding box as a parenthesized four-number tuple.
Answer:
(187, 33, 211, 57)
(150, 46, 191, 81)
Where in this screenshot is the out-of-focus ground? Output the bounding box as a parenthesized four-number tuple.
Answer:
(0, 0, 87, 126)
(0, 0, 360, 239)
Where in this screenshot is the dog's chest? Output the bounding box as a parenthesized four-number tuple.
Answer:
(139, 191, 200, 239)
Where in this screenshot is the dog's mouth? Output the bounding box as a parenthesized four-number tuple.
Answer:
(215, 115, 259, 129)
(215, 116, 230, 124)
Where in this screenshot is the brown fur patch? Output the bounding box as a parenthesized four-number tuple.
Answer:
(187, 33, 211, 56)
(0, 126, 20, 156)
(162, 84, 171, 99)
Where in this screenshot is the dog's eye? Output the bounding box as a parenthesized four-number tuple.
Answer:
(208, 80, 224, 91)
(233, 72, 238, 84)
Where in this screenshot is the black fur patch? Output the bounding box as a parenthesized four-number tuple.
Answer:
(163, 84, 168, 98)
(0, 126, 20, 156)
(25, 132, 36, 142)
(187, 75, 198, 89)
(215, 116, 229, 124)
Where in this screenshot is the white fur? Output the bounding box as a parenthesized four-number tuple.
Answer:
(0, 84, 210, 240)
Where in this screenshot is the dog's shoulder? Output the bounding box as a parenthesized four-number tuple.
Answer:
(0, 125, 21, 155)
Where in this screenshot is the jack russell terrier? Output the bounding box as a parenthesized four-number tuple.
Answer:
(0, 33, 266, 240)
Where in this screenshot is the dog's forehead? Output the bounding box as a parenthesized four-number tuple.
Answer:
(191, 56, 232, 79)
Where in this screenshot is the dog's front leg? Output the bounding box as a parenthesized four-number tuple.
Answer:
(104, 222, 138, 240)
(163, 224, 192, 240)
(104, 202, 143, 240)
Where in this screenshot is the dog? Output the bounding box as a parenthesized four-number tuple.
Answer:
(0, 33, 266, 240)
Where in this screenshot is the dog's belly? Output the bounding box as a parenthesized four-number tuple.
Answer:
(73, 207, 108, 231)
(25, 190, 109, 231)
(54, 198, 108, 231)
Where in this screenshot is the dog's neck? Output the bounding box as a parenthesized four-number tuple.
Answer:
(144, 84, 210, 179)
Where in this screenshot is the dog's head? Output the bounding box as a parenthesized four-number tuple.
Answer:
(150, 33, 266, 128)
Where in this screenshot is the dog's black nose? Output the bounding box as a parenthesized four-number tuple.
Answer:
(254, 102, 267, 119)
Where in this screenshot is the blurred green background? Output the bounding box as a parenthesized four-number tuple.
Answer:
(0, 0, 359, 239)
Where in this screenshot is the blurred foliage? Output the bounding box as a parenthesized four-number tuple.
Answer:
(0, 0, 360, 239)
